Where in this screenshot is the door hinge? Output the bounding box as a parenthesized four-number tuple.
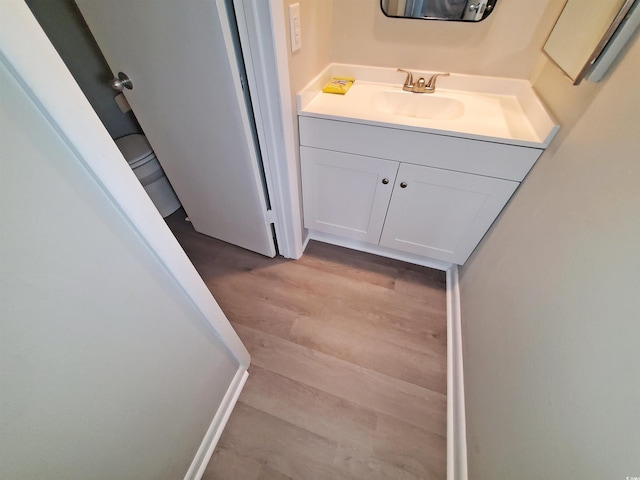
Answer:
(266, 209, 276, 224)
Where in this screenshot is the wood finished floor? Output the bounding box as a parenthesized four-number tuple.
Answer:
(166, 210, 447, 480)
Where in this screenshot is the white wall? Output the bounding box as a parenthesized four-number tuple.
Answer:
(0, 54, 239, 480)
(330, 0, 565, 78)
(458, 33, 640, 480)
(283, 0, 333, 91)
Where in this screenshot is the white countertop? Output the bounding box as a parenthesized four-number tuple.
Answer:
(298, 64, 559, 149)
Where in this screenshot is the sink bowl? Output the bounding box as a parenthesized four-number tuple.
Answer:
(372, 90, 465, 120)
(298, 67, 560, 147)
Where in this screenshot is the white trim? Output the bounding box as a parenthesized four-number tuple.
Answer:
(0, 0, 250, 366)
(308, 230, 453, 271)
(183, 368, 249, 480)
(265, 0, 304, 258)
(301, 229, 312, 252)
(446, 265, 468, 480)
(234, 0, 303, 259)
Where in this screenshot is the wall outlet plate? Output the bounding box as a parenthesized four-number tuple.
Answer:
(289, 3, 301, 53)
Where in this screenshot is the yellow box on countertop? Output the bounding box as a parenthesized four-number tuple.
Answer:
(322, 76, 355, 95)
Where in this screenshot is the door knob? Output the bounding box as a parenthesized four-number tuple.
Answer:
(400, 182, 408, 188)
(382, 178, 390, 185)
(110, 72, 133, 91)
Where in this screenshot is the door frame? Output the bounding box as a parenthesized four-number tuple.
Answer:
(235, 0, 305, 259)
(0, 0, 250, 367)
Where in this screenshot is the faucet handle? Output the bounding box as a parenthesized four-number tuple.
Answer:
(426, 72, 450, 90)
(397, 68, 414, 91)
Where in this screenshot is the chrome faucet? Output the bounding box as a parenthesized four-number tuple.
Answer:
(397, 68, 415, 92)
(397, 69, 450, 94)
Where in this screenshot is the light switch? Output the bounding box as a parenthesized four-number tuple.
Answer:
(289, 3, 301, 52)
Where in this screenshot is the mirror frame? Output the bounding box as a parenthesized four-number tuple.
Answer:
(380, 0, 498, 22)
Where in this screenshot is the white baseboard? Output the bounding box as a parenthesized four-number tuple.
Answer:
(301, 228, 311, 253)
(183, 368, 249, 480)
(446, 265, 468, 480)
(307, 230, 453, 271)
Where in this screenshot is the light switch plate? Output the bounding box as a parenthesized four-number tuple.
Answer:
(289, 3, 301, 52)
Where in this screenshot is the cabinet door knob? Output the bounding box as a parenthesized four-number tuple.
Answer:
(382, 178, 389, 185)
(400, 182, 408, 188)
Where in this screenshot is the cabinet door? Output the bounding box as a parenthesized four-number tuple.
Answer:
(380, 164, 518, 264)
(300, 147, 399, 244)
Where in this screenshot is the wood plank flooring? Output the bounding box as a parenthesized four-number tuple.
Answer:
(166, 210, 447, 480)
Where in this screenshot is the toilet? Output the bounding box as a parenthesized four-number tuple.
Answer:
(115, 134, 181, 218)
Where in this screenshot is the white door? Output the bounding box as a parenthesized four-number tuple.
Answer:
(2, 3, 249, 477)
(75, 0, 276, 257)
(380, 163, 518, 264)
(300, 146, 399, 244)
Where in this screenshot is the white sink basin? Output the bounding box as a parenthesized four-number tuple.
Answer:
(297, 65, 560, 148)
(372, 90, 465, 120)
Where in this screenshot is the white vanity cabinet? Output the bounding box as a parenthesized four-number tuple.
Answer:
(299, 116, 541, 265)
(378, 163, 518, 262)
(300, 146, 398, 244)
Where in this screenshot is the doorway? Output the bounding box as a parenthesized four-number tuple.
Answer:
(27, 0, 280, 258)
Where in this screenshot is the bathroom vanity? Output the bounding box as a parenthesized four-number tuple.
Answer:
(298, 65, 558, 265)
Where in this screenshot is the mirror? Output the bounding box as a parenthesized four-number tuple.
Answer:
(543, 0, 638, 84)
(381, 0, 498, 22)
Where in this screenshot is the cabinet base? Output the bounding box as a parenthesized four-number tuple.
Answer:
(305, 229, 454, 271)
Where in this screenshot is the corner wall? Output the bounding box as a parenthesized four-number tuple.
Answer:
(283, 0, 333, 93)
(458, 34, 640, 480)
(278, 0, 334, 244)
